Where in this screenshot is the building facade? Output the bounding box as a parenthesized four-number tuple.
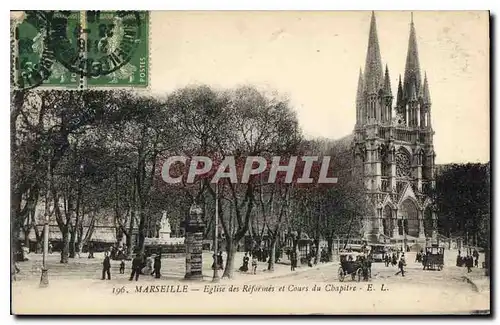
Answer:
(353, 12, 437, 245)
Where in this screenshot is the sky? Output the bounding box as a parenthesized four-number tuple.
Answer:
(148, 11, 489, 164)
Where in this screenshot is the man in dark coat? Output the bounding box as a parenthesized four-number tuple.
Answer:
(129, 253, 143, 281)
(152, 254, 162, 278)
(88, 242, 95, 259)
(102, 252, 111, 280)
(395, 254, 406, 277)
(217, 251, 224, 270)
(290, 251, 297, 271)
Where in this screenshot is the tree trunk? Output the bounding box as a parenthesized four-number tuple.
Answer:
(138, 210, 146, 256)
(23, 226, 31, 248)
(222, 239, 237, 279)
(314, 238, 321, 265)
(327, 237, 333, 262)
(11, 208, 20, 281)
(60, 226, 70, 263)
(267, 237, 277, 271)
(69, 226, 77, 258)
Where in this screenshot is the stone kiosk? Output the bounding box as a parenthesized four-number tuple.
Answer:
(184, 204, 205, 280)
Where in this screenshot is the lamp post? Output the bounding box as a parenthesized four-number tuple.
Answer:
(403, 216, 408, 253)
(40, 214, 49, 287)
(40, 150, 52, 288)
(212, 182, 220, 282)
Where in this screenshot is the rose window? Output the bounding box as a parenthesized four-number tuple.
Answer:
(396, 150, 411, 177)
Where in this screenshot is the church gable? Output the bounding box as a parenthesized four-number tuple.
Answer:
(397, 182, 421, 209)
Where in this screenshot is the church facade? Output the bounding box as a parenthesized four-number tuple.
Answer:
(352, 12, 437, 246)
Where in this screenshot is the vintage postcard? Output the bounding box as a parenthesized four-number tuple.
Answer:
(10, 10, 490, 315)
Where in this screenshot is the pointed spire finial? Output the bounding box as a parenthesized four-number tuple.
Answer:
(383, 64, 392, 96)
(422, 71, 431, 105)
(403, 12, 421, 100)
(356, 67, 364, 101)
(364, 11, 384, 94)
(396, 74, 404, 108)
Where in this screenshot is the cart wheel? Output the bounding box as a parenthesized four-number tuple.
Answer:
(338, 267, 345, 282)
(356, 269, 362, 282)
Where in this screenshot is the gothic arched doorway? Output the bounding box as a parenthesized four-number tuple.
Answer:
(382, 205, 392, 237)
(400, 199, 419, 237)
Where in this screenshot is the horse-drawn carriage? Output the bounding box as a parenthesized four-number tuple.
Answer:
(338, 251, 371, 282)
(422, 245, 444, 271)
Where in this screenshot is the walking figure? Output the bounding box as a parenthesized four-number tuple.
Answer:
(395, 254, 406, 277)
(119, 260, 125, 274)
(88, 242, 95, 259)
(129, 254, 143, 281)
(239, 252, 249, 272)
(466, 255, 473, 273)
(473, 249, 479, 268)
(152, 254, 162, 278)
(252, 255, 258, 274)
(217, 251, 224, 270)
(290, 251, 297, 271)
(101, 252, 111, 280)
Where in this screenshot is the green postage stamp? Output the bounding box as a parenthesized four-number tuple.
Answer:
(10, 10, 150, 90)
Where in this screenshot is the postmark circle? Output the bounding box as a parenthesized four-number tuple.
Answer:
(49, 11, 142, 78)
(13, 11, 56, 90)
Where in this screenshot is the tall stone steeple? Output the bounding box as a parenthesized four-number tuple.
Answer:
(396, 75, 404, 118)
(403, 12, 422, 101)
(422, 72, 431, 105)
(356, 68, 365, 125)
(364, 11, 384, 95)
(382, 65, 393, 123)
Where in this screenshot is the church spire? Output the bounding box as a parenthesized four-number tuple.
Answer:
(396, 75, 404, 107)
(364, 11, 384, 94)
(356, 68, 364, 101)
(422, 72, 431, 105)
(356, 68, 364, 125)
(383, 64, 392, 96)
(403, 12, 422, 100)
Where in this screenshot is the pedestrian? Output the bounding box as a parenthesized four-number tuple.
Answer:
(48, 242, 53, 254)
(239, 252, 249, 272)
(466, 255, 473, 273)
(101, 252, 111, 280)
(217, 251, 224, 270)
(252, 255, 258, 274)
(473, 249, 479, 268)
(152, 253, 162, 278)
(291, 251, 297, 271)
(395, 254, 406, 277)
(119, 259, 125, 274)
(391, 253, 397, 266)
(88, 242, 94, 259)
(384, 254, 390, 267)
(129, 253, 143, 281)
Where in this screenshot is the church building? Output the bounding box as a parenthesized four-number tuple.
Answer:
(352, 12, 437, 246)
